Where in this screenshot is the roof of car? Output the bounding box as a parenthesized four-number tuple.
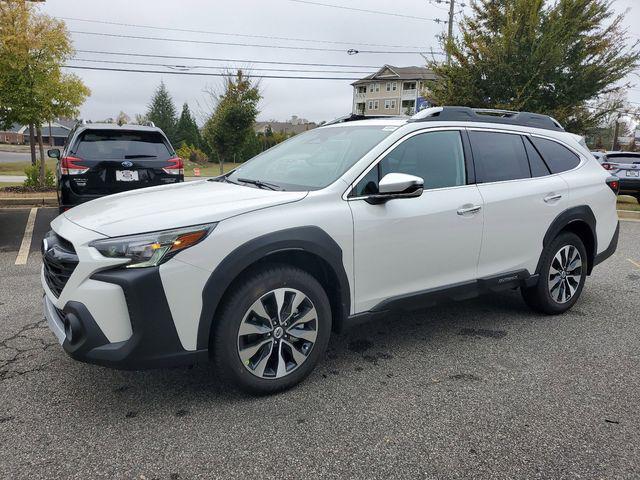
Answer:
(605, 151, 640, 156)
(77, 123, 162, 132)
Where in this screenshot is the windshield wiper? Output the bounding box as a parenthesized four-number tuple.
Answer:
(237, 178, 283, 191)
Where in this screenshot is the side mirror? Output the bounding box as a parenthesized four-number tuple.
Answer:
(366, 173, 424, 204)
(47, 148, 61, 159)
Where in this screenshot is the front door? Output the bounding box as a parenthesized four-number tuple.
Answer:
(347, 129, 484, 313)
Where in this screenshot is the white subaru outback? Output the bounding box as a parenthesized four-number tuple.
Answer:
(42, 107, 620, 394)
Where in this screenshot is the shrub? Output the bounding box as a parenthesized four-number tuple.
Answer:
(24, 162, 55, 188)
(176, 143, 209, 165)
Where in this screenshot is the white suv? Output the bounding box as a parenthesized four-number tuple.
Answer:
(42, 107, 620, 393)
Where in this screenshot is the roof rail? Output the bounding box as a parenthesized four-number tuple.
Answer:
(409, 106, 564, 132)
(325, 113, 402, 126)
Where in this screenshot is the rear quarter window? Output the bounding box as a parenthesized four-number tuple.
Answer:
(74, 130, 173, 161)
(530, 137, 580, 173)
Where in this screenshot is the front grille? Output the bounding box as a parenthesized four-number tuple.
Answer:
(42, 231, 79, 297)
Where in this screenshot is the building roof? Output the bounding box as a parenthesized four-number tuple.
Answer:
(352, 65, 437, 86)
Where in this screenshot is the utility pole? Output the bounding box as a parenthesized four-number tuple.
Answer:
(612, 113, 621, 151)
(446, 0, 455, 64)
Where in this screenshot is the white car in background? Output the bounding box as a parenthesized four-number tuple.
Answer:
(41, 107, 620, 394)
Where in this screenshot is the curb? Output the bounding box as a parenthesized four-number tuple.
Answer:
(618, 209, 640, 220)
(0, 197, 57, 207)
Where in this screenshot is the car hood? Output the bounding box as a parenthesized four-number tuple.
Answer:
(64, 179, 307, 237)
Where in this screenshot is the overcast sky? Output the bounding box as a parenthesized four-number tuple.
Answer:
(38, 0, 640, 124)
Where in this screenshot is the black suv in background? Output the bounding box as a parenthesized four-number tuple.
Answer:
(48, 124, 184, 212)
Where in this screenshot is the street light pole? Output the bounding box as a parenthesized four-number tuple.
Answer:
(447, 0, 455, 64)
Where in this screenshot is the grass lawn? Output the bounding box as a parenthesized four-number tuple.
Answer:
(183, 161, 237, 177)
(0, 159, 57, 176)
(617, 195, 640, 211)
(0, 144, 31, 153)
(0, 159, 237, 178)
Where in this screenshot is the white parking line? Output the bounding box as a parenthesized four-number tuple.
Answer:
(628, 259, 640, 270)
(14, 207, 38, 265)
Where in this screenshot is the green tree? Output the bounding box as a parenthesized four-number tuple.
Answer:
(202, 70, 261, 174)
(146, 81, 177, 143)
(175, 102, 201, 148)
(0, 0, 89, 184)
(429, 0, 639, 133)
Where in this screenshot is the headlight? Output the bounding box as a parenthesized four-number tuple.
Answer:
(90, 223, 216, 268)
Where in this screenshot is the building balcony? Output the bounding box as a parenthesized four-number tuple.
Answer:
(401, 89, 417, 99)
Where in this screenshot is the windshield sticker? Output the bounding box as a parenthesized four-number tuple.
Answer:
(382, 126, 398, 131)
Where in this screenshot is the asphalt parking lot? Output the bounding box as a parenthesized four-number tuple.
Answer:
(0, 208, 639, 479)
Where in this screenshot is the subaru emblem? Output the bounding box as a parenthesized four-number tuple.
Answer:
(121, 160, 133, 168)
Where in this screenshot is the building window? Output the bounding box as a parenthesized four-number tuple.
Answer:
(357, 86, 366, 94)
(368, 100, 373, 110)
(373, 100, 379, 110)
(391, 100, 396, 109)
(368, 84, 374, 93)
(374, 83, 380, 92)
(385, 82, 398, 92)
(401, 99, 415, 114)
(403, 82, 416, 91)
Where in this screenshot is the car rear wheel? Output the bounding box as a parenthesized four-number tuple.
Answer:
(212, 265, 332, 394)
(522, 232, 587, 314)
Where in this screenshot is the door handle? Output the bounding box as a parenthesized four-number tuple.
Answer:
(457, 205, 482, 215)
(544, 193, 563, 203)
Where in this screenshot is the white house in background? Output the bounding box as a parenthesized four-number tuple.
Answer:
(351, 65, 437, 116)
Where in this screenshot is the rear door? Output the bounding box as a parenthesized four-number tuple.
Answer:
(470, 129, 569, 278)
(69, 129, 180, 196)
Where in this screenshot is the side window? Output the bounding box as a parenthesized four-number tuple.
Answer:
(529, 137, 581, 173)
(352, 130, 467, 195)
(523, 137, 551, 177)
(469, 131, 531, 183)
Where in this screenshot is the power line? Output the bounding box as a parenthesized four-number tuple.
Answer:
(284, 0, 448, 23)
(69, 30, 433, 55)
(59, 16, 431, 50)
(75, 49, 383, 69)
(72, 57, 376, 74)
(64, 64, 363, 80)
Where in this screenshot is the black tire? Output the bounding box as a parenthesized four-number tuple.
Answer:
(211, 264, 332, 395)
(522, 232, 587, 315)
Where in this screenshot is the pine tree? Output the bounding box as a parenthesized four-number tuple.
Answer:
(429, 0, 639, 133)
(146, 81, 177, 143)
(175, 103, 201, 148)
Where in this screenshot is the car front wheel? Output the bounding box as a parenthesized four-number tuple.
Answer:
(212, 265, 332, 394)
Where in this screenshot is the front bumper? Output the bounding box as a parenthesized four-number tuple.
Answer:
(43, 266, 208, 369)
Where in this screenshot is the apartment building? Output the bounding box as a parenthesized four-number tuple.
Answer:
(351, 65, 437, 116)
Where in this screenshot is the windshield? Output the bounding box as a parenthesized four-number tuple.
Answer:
(226, 125, 394, 191)
(606, 154, 640, 164)
(74, 130, 174, 160)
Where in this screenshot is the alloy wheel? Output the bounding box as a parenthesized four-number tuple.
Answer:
(548, 245, 583, 304)
(237, 288, 318, 379)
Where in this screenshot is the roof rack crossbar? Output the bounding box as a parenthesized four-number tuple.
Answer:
(409, 106, 564, 132)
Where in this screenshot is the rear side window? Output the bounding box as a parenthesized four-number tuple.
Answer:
(74, 130, 173, 161)
(524, 137, 551, 177)
(469, 131, 531, 183)
(529, 137, 580, 173)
